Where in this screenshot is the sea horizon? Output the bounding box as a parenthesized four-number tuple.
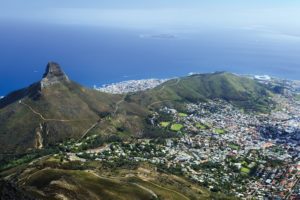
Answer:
(1, 21, 300, 96)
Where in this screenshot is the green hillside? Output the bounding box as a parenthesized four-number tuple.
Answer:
(129, 72, 272, 112)
(0, 64, 273, 156)
(0, 63, 123, 155)
(0, 155, 235, 200)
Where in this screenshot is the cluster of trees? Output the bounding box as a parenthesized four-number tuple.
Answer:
(157, 163, 183, 176)
(102, 158, 139, 170)
(0, 148, 59, 171)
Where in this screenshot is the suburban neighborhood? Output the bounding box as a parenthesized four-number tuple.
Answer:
(58, 76, 300, 199)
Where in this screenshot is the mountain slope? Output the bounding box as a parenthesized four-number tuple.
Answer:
(0, 155, 226, 200)
(0, 64, 273, 156)
(0, 62, 121, 154)
(129, 72, 272, 112)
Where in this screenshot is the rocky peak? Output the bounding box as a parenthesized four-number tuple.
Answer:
(41, 62, 69, 88)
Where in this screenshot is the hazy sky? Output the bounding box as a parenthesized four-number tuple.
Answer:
(1, 1, 300, 95)
(1, 0, 300, 34)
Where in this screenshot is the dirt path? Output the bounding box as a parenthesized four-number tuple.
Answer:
(20, 155, 52, 185)
(21, 101, 103, 140)
(147, 78, 181, 109)
(20, 102, 46, 120)
(114, 78, 181, 114)
(20, 101, 90, 122)
(80, 121, 100, 140)
(132, 183, 158, 199)
(87, 170, 189, 200)
(147, 100, 175, 109)
(158, 78, 180, 92)
(144, 180, 190, 200)
(113, 95, 127, 115)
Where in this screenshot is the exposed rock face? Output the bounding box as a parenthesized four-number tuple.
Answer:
(41, 62, 69, 88)
(35, 123, 44, 149)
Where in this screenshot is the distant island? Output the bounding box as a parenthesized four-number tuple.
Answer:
(139, 33, 177, 39)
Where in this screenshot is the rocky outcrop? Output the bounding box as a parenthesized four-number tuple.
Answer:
(35, 123, 44, 149)
(41, 62, 69, 88)
(0, 62, 69, 109)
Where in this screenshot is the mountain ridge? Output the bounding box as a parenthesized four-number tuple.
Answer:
(0, 63, 122, 154)
(0, 62, 273, 155)
(129, 71, 273, 112)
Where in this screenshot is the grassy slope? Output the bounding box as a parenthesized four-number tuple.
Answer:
(22, 168, 155, 200)
(0, 157, 221, 200)
(129, 72, 272, 112)
(0, 80, 123, 154)
(0, 102, 42, 154)
(0, 155, 239, 200)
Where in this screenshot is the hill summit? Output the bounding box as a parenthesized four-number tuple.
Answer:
(41, 62, 69, 88)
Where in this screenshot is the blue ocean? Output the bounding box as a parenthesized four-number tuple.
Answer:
(1, 21, 300, 96)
